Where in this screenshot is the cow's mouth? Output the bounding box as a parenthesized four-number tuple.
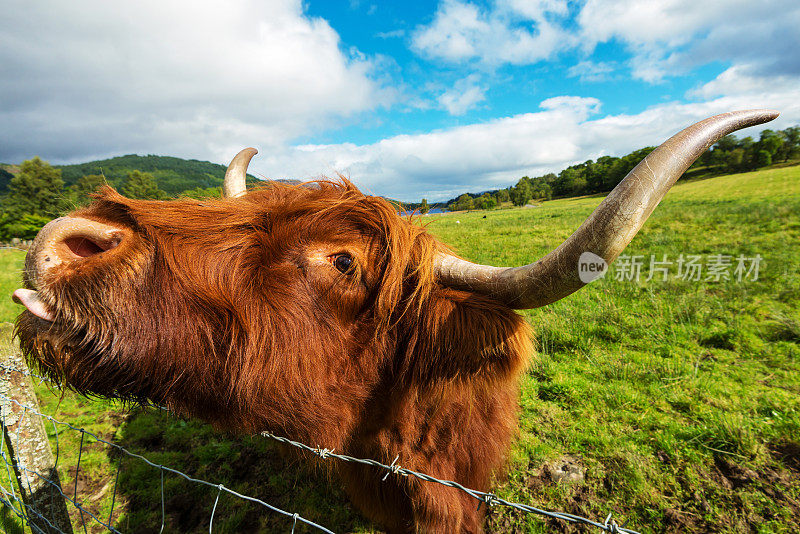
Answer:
(13, 288, 55, 322)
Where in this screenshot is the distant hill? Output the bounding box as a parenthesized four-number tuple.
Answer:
(54, 154, 262, 196)
(0, 154, 310, 198)
(0, 164, 19, 192)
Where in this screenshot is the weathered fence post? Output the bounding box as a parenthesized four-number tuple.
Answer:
(0, 349, 74, 534)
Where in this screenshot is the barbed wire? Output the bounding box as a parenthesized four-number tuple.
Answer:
(260, 431, 636, 534)
(1, 362, 59, 388)
(1, 362, 640, 533)
(0, 488, 57, 534)
(0, 370, 334, 533)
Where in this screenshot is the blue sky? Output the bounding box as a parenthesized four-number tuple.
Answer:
(1, 0, 799, 201)
(302, 1, 722, 145)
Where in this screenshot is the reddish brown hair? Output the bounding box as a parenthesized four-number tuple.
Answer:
(17, 180, 532, 532)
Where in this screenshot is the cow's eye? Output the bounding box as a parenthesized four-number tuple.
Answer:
(332, 253, 354, 274)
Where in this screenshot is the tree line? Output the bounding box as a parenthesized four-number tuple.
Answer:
(2, 125, 798, 239)
(441, 125, 799, 212)
(0, 160, 219, 240)
(57, 154, 231, 195)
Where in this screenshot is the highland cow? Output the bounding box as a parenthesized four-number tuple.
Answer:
(14, 110, 777, 533)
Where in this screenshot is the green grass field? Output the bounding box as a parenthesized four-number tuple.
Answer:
(2, 165, 799, 533)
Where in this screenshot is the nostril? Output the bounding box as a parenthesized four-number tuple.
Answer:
(62, 235, 119, 258)
(26, 217, 125, 287)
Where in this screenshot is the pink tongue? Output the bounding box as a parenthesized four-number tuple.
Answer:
(12, 289, 54, 322)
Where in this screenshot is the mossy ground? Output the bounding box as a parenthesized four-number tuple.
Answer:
(1, 164, 799, 532)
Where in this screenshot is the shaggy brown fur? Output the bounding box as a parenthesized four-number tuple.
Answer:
(16, 181, 532, 533)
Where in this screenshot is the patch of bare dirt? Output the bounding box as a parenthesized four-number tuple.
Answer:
(714, 456, 759, 490)
(771, 440, 800, 473)
(484, 507, 527, 534)
(662, 507, 700, 533)
(506, 449, 800, 533)
(65, 465, 111, 533)
(545, 455, 586, 484)
(503, 457, 604, 534)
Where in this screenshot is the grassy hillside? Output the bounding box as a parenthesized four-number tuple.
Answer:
(428, 165, 800, 532)
(0, 155, 277, 198)
(54, 154, 263, 196)
(1, 165, 799, 532)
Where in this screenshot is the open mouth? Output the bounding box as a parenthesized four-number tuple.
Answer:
(13, 288, 54, 322)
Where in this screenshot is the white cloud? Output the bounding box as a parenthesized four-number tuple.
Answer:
(376, 29, 405, 39)
(437, 75, 487, 115)
(578, 0, 712, 48)
(3, 0, 798, 205)
(254, 87, 796, 202)
(501, 0, 569, 19)
(410, 0, 800, 85)
(0, 0, 390, 164)
(567, 61, 615, 82)
(411, 0, 572, 65)
(255, 96, 601, 200)
(689, 65, 800, 102)
(684, 67, 800, 134)
(577, 0, 800, 82)
(539, 96, 601, 115)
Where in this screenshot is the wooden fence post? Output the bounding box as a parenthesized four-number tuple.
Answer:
(0, 349, 74, 534)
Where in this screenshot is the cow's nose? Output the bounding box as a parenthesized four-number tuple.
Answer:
(25, 216, 124, 288)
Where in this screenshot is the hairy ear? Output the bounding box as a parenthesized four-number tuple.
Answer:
(399, 288, 532, 385)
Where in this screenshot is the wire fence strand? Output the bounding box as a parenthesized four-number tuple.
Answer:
(0, 364, 334, 534)
(0, 361, 640, 534)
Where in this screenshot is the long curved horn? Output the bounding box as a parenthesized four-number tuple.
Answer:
(223, 147, 258, 198)
(434, 109, 779, 309)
